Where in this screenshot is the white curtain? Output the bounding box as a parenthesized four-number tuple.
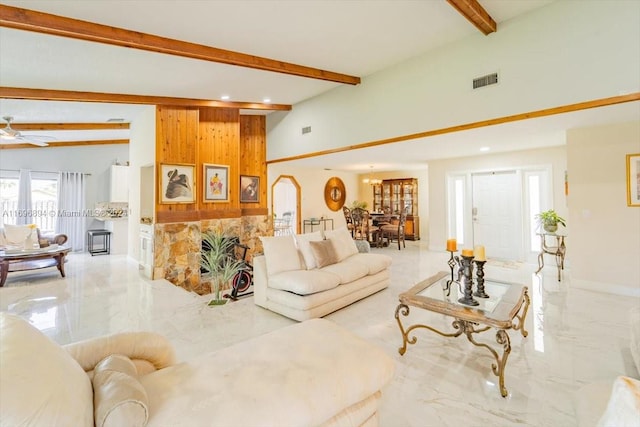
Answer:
(56, 172, 86, 252)
(16, 169, 33, 225)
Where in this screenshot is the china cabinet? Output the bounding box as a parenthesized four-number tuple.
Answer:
(372, 178, 419, 240)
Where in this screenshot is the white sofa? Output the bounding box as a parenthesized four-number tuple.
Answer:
(254, 228, 392, 321)
(0, 312, 395, 427)
(574, 306, 640, 426)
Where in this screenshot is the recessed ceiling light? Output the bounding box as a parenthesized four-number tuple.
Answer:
(263, 98, 271, 103)
(221, 95, 230, 100)
(480, 146, 491, 152)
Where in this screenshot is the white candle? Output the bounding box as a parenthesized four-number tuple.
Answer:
(474, 245, 486, 261)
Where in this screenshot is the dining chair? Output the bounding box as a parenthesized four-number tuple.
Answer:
(380, 208, 406, 250)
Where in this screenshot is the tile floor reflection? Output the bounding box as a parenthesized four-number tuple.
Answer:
(1, 241, 637, 426)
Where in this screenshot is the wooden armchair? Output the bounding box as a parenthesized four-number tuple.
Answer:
(342, 206, 354, 237)
(351, 208, 380, 246)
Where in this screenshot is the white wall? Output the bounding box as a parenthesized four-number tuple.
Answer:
(0, 144, 129, 236)
(567, 121, 640, 295)
(127, 106, 156, 261)
(267, 1, 640, 160)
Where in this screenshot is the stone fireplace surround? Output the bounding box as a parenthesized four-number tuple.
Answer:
(152, 215, 271, 295)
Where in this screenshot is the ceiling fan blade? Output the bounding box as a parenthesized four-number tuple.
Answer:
(23, 138, 49, 147)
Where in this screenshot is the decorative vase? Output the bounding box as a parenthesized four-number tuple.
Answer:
(543, 223, 558, 233)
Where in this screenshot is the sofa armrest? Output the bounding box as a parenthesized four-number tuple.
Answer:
(253, 255, 268, 308)
(37, 229, 68, 246)
(63, 331, 176, 376)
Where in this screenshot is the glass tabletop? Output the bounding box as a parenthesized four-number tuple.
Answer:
(418, 275, 509, 314)
(400, 271, 527, 328)
(0, 245, 70, 258)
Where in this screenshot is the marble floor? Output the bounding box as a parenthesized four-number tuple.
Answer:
(1, 241, 638, 426)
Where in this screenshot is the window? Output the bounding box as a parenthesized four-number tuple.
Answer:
(447, 174, 467, 245)
(0, 171, 58, 232)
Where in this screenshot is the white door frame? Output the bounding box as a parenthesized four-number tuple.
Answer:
(446, 165, 553, 262)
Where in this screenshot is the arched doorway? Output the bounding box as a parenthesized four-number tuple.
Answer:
(271, 175, 301, 235)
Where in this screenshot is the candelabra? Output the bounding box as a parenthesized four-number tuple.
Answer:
(457, 253, 479, 306)
(473, 260, 489, 298)
(443, 250, 458, 297)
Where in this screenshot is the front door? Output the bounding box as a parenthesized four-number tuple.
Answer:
(472, 171, 522, 261)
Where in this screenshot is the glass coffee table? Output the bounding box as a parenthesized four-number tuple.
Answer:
(394, 271, 530, 397)
(0, 245, 71, 287)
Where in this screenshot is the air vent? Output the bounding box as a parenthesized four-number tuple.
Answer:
(473, 72, 498, 89)
(302, 126, 311, 135)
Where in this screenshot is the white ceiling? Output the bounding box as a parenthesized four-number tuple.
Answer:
(1, 0, 638, 171)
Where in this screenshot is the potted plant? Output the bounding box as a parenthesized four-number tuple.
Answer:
(201, 229, 245, 306)
(535, 209, 566, 233)
(350, 200, 368, 210)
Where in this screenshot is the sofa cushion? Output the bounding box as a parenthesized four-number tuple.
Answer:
(346, 253, 393, 275)
(93, 355, 149, 427)
(259, 234, 302, 275)
(269, 269, 340, 295)
(310, 239, 339, 268)
(320, 259, 370, 284)
(597, 376, 640, 427)
(0, 313, 94, 427)
(140, 318, 395, 427)
(325, 227, 359, 262)
(295, 230, 324, 269)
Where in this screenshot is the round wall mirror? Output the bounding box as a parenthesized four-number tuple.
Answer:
(324, 177, 346, 211)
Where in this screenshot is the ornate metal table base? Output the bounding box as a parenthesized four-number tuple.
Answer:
(394, 289, 530, 397)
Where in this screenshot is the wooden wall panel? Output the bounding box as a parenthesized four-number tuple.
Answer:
(240, 115, 267, 215)
(198, 108, 240, 218)
(156, 106, 199, 223)
(154, 107, 267, 222)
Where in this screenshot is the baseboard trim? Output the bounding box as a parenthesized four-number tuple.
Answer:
(572, 278, 640, 298)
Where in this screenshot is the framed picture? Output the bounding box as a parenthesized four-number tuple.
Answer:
(159, 163, 195, 204)
(627, 153, 640, 207)
(240, 175, 260, 203)
(203, 164, 230, 202)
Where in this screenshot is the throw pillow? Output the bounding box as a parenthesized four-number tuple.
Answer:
(324, 227, 359, 262)
(309, 239, 339, 268)
(0, 313, 94, 427)
(294, 231, 324, 269)
(93, 354, 149, 427)
(4, 223, 39, 248)
(259, 235, 302, 275)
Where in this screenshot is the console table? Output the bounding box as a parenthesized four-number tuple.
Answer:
(394, 271, 530, 397)
(535, 232, 566, 281)
(0, 246, 71, 287)
(303, 218, 334, 233)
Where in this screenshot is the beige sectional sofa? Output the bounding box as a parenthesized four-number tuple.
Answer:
(0, 312, 395, 427)
(254, 227, 392, 322)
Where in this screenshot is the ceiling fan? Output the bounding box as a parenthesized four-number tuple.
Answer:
(0, 116, 53, 146)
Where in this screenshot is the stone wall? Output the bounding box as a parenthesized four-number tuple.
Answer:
(153, 215, 272, 295)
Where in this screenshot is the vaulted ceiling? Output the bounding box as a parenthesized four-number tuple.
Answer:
(0, 0, 637, 169)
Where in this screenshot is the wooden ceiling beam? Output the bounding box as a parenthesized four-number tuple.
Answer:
(0, 87, 292, 111)
(0, 4, 360, 86)
(0, 139, 129, 150)
(446, 0, 496, 35)
(10, 122, 129, 131)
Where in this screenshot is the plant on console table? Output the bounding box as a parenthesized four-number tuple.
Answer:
(201, 229, 244, 306)
(535, 209, 566, 233)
